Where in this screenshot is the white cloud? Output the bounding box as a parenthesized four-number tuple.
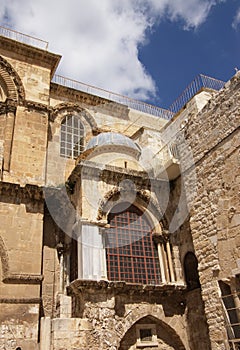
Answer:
(232, 7, 240, 30)
(0, 0, 223, 100)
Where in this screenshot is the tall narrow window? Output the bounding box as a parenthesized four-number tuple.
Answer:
(60, 115, 84, 159)
(105, 203, 161, 285)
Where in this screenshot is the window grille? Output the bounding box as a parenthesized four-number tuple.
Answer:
(105, 203, 161, 285)
(60, 115, 84, 159)
(229, 340, 240, 350)
(221, 292, 240, 341)
(219, 281, 240, 349)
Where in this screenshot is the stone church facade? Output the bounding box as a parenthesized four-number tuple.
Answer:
(0, 30, 239, 350)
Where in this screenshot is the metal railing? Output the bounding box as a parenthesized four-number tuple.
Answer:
(169, 74, 225, 114)
(0, 26, 49, 50)
(52, 74, 174, 120)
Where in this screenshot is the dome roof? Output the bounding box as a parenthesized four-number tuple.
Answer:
(86, 132, 141, 153)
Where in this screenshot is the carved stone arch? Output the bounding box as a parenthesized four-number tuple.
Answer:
(51, 103, 98, 132)
(137, 189, 169, 229)
(97, 186, 120, 221)
(118, 312, 186, 350)
(0, 55, 25, 103)
(97, 187, 167, 231)
(0, 235, 9, 279)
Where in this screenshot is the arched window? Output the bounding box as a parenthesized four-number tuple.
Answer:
(60, 115, 84, 159)
(184, 252, 200, 290)
(105, 203, 161, 285)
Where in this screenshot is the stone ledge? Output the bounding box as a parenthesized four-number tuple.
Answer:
(0, 297, 41, 303)
(0, 181, 44, 202)
(68, 279, 186, 297)
(0, 35, 61, 78)
(3, 273, 44, 284)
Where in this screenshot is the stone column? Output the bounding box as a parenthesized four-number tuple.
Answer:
(166, 240, 175, 282)
(157, 242, 166, 283)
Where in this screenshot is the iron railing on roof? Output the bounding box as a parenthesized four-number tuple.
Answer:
(52, 74, 174, 120)
(169, 74, 225, 114)
(0, 26, 49, 50)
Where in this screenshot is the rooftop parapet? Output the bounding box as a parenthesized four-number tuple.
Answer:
(52, 75, 174, 120)
(0, 25, 49, 50)
(169, 74, 225, 114)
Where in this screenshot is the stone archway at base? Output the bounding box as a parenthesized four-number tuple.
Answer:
(119, 315, 186, 350)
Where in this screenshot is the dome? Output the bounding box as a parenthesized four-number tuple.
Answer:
(86, 132, 141, 154)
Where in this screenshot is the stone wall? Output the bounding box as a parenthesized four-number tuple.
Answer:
(0, 34, 239, 350)
(0, 184, 44, 350)
(176, 72, 240, 349)
(47, 280, 189, 350)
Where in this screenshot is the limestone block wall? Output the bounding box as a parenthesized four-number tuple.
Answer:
(46, 84, 167, 187)
(2, 54, 51, 104)
(45, 281, 189, 350)
(0, 184, 44, 350)
(3, 106, 48, 186)
(176, 72, 240, 349)
(0, 36, 60, 106)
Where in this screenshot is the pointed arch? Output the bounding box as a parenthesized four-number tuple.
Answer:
(0, 55, 25, 103)
(97, 187, 167, 230)
(119, 314, 186, 350)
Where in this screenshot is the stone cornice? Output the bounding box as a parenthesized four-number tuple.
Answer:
(68, 160, 155, 189)
(3, 274, 43, 284)
(0, 99, 17, 115)
(0, 181, 44, 203)
(0, 36, 61, 78)
(0, 297, 41, 303)
(50, 82, 129, 117)
(22, 99, 49, 112)
(68, 279, 186, 297)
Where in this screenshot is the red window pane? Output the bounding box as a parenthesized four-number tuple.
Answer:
(105, 203, 161, 285)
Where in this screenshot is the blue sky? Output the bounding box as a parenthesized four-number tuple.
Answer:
(140, 0, 240, 108)
(0, 0, 239, 109)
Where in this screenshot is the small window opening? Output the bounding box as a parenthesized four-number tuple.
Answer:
(140, 328, 152, 342)
(136, 324, 158, 348)
(124, 161, 127, 168)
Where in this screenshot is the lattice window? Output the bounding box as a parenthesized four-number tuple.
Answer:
(105, 203, 161, 285)
(219, 280, 240, 349)
(60, 115, 84, 159)
(229, 340, 240, 350)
